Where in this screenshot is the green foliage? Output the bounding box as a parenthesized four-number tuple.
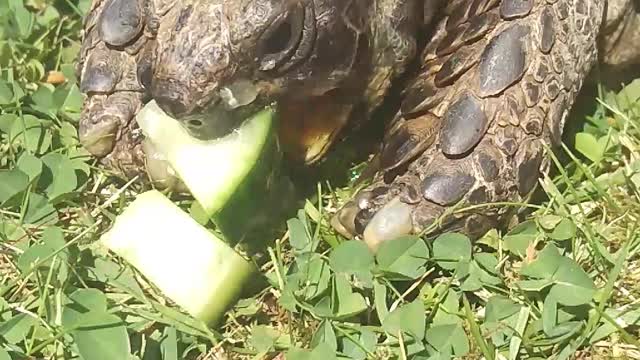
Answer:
(376, 235, 429, 280)
(63, 290, 131, 360)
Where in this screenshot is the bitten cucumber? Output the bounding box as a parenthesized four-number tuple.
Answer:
(137, 101, 292, 245)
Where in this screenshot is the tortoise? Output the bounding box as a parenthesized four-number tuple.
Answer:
(77, 0, 640, 249)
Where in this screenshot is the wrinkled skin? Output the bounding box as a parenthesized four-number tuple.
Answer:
(78, 0, 392, 166)
(78, 0, 640, 250)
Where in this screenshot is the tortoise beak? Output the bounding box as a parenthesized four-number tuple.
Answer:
(278, 91, 355, 164)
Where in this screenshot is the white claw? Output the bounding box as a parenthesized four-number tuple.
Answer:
(363, 197, 413, 253)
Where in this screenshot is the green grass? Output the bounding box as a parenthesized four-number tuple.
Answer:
(1, 2, 640, 359)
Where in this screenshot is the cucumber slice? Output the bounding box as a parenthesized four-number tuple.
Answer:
(137, 101, 276, 216)
(137, 101, 294, 245)
(101, 190, 255, 325)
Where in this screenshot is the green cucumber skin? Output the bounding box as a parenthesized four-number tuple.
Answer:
(212, 114, 297, 248)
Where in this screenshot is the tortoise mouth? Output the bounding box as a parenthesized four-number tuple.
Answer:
(277, 91, 355, 164)
(140, 85, 355, 189)
(136, 93, 353, 193)
(176, 86, 356, 165)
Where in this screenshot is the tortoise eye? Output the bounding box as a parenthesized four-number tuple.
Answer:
(261, 18, 295, 55)
(257, 4, 305, 72)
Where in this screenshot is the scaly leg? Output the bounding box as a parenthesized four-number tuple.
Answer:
(333, 0, 607, 250)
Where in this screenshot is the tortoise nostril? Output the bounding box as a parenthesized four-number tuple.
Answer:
(187, 119, 203, 128)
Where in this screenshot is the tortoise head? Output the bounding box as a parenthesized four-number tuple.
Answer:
(150, 0, 374, 162)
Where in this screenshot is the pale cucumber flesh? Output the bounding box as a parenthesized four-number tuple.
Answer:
(100, 190, 255, 325)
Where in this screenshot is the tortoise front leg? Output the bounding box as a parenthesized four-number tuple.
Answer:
(333, 0, 607, 250)
(78, 0, 178, 178)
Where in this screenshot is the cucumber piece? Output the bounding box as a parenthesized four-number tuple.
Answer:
(137, 101, 275, 216)
(137, 101, 294, 245)
(101, 190, 255, 325)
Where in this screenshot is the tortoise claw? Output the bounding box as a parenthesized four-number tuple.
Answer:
(331, 202, 359, 239)
(362, 197, 414, 252)
(331, 190, 377, 239)
(79, 92, 142, 159)
(78, 95, 119, 157)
